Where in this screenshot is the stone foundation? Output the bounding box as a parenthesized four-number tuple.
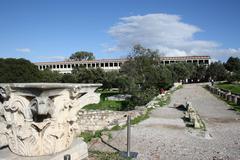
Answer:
(237, 97, 240, 105)
(77, 107, 147, 132)
(206, 85, 240, 106)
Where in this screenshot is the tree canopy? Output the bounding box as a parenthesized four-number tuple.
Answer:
(0, 58, 41, 83)
(69, 51, 95, 61)
(119, 44, 173, 106)
(224, 57, 240, 72)
(206, 62, 227, 81)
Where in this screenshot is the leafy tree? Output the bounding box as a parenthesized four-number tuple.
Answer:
(69, 51, 95, 61)
(156, 65, 173, 89)
(115, 75, 131, 93)
(128, 87, 159, 107)
(39, 69, 62, 82)
(61, 73, 77, 83)
(206, 62, 227, 81)
(102, 71, 119, 90)
(0, 58, 41, 83)
(120, 44, 173, 106)
(121, 44, 160, 88)
(72, 67, 106, 84)
(224, 57, 240, 72)
(227, 71, 240, 83)
(91, 68, 105, 83)
(167, 63, 190, 82)
(190, 65, 207, 82)
(72, 67, 96, 83)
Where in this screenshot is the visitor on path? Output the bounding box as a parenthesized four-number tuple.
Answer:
(211, 79, 214, 86)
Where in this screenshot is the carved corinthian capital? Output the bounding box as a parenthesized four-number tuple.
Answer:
(0, 83, 101, 156)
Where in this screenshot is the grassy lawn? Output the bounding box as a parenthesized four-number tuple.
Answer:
(89, 151, 131, 160)
(83, 91, 130, 111)
(83, 100, 128, 111)
(216, 83, 240, 94)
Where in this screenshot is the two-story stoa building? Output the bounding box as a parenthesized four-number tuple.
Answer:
(34, 56, 210, 74)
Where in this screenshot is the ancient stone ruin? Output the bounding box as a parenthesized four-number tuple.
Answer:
(184, 102, 205, 129)
(206, 85, 240, 106)
(0, 83, 101, 157)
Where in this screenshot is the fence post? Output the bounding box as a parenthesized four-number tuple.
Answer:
(64, 154, 71, 160)
(127, 115, 131, 158)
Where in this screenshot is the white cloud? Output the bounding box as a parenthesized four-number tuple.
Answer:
(16, 48, 31, 53)
(107, 13, 240, 60)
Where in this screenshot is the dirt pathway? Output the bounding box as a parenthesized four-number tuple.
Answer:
(90, 84, 240, 160)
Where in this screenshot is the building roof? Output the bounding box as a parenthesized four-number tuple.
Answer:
(34, 58, 127, 65)
(34, 56, 210, 65)
(160, 56, 210, 60)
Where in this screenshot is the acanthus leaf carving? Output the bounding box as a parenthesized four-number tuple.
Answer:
(0, 83, 101, 156)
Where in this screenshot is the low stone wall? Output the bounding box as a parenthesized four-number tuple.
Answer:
(184, 102, 205, 129)
(76, 86, 179, 133)
(76, 107, 147, 132)
(206, 85, 240, 106)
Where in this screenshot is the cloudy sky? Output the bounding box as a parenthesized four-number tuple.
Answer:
(0, 0, 239, 62)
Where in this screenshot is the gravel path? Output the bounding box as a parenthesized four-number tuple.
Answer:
(90, 84, 240, 160)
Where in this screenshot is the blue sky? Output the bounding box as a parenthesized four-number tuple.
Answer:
(0, 0, 239, 62)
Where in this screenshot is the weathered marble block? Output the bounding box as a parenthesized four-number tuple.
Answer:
(217, 89, 221, 96)
(220, 91, 224, 97)
(0, 83, 101, 157)
(226, 94, 232, 101)
(214, 88, 218, 94)
(237, 97, 240, 105)
(232, 95, 238, 104)
(184, 102, 205, 129)
(230, 95, 235, 103)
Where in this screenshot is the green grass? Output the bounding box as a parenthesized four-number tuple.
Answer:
(109, 109, 151, 130)
(156, 95, 171, 107)
(111, 124, 126, 131)
(83, 91, 130, 111)
(80, 129, 114, 143)
(80, 130, 103, 142)
(89, 151, 131, 160)
(213, 83, 240, 111)
(216, 83, 240, 94)
(130, 110, 150, 125)
(175, 85, 183, 90)
(80, 110, 151, 143)
(83, 100, 128, 111)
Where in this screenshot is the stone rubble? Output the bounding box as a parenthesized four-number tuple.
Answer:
(184, 101, 205, 129)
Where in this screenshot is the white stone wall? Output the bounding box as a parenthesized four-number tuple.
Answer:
(76, 108, 146, 132)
